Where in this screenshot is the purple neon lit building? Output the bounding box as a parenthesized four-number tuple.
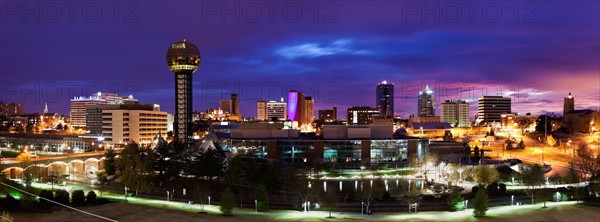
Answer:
(288, 90, 298, 121)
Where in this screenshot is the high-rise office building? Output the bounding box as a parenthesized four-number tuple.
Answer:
(231, 94, 240, 115)
(318, 107, 337, 122)
(86, 100, 158, 137)
(267, 98, 287, 121)
(257, 99, 267, 120)
(563, 92, 574, 121)
(166, 40, 201, 146)
(0, 102, 24, 117)
(376, 81, 394, 119)
(440, 100, 470, 127)
(220, 100, 233, 114)
(347, 106, 380, 125)
(70, 92, 136, 128)
(476, 96, 511, 125)
(287, 90, 311, 126)
(303, 97, 314, 126)
(418, 85, 435, 117)
(102, 104, 167, 146)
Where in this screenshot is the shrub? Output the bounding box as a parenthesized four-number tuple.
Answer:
(256, 185, 269, 212)
(472, 188, 489, 217)
(71, 190, 85, 205)
(86, 191, 97, 203)
(447, 189, 465, 211)
(38, 189, 55, 208)
(55, 189, 70, 205)
(3, 194, 20, 210)
(220, 188, 235, 216)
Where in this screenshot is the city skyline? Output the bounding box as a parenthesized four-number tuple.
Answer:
(1, 1, 599, 118)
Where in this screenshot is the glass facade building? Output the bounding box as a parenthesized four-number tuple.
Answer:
(229, 138, 428, 165)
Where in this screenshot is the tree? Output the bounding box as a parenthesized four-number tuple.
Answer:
(521, 164, 545, 204)
(474, 165, 498, 186)
(562, 163, 580, 184)
(517, 140, 526, 149)
(256, 184, 269, 212)
(320, 189, 337, 218)
(409, 155, 424, 175)
(401, 181, 422, 213)
(154, 141, 183, 183)
(505, 140, 514, 150)
(86, 191, 97, 203)
(183, 146, 225, 180)
(281, 166, 315, 211)
(220, 188, 235, 216)
(447, 189, 465, 211)
(516, 118, 533, 135)
(573, 144, 600, 180)
(224, 155, 245, 186)
(71, 190, 85, 205)
(356, 176, 384, 214)
(25, 123, 33, 134)
(103, 148, 117, 175)
(193, 181, 210, 212)
(443, 131, 454, 141)
(535, 114, 557, 134)
(118, 143, 154, 197)
(472, 187, 488, 217)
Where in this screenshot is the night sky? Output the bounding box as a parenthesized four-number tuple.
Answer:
(1, 1, 599, 119)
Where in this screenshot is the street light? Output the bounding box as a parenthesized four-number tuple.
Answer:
(511, 195, 514, 206)
(361, 201, 364, 214)
(124, 187, 129, 202)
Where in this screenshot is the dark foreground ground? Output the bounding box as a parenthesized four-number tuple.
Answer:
(11, 201, 600, 222)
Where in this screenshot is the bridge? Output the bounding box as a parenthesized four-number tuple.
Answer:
(1, 151, 108, 181)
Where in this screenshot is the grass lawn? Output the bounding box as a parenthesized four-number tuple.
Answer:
(10, 201, 600, 222)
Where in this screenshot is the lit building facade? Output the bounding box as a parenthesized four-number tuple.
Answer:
(0, 103, 24, 117)
(226, 125, 429, 165)
(70, 92, 137, 128)
(166, 40, 201, 146)
(102, 106, 167, 146)
(562, 92, 600, 133)
(376, 81, 394, 119)
(476, 96, 511, 125)
(220, 100, 233, 114)
(318, 107, 337, 123)
(347, 106, 380, 125)
(440, 100, 470, 127)
(418, 85, 435, 117)
(257, 99, 267, 120)
(303, 96, 314, 126)
(266, 99, 287, 121)
(231, 94, 240, 115)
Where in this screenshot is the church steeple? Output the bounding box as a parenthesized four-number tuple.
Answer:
(44, 103, 48, 114)
(563, 92, 575, 122)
